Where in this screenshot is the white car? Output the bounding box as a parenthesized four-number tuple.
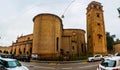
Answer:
(87, 54, 103, 62)
(97, 56, 120, 70)
(0, 58, 29, 70)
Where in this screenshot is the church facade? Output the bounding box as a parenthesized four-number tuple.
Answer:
(3, 13, 86, 60)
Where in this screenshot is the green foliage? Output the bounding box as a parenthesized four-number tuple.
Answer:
(70, 56, 88, 60)
(106, 32, 115, 51)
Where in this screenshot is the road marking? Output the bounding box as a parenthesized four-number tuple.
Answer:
(48, 63, 57, 65)
(27, 65, 55, 69)
(62, 67, 72, 69)
(78, 65, 98, 69)
(35, 66, 55, 69)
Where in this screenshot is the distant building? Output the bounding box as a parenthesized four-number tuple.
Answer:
(11, 34, 33, 56)
(114, 42, 120, 53)
(0, 46, 11, 54)
(86, 1, 107, 56)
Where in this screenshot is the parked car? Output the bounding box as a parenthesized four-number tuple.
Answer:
(0, 58, 29, 70)
(115, 52, 120, 56)
(87, 54, 103, 62)
(103, 54, 114, 59)
(97, 56, 120, 70)
(21, 55, 30, 62)
(0, 53, 13, 59)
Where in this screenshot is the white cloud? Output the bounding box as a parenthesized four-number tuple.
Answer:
(0, 0, 120, 46)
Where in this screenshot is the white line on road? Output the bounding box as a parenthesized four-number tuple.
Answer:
(62, 67, 72, 69)
(27, 65, 56, 69)
(78, 65, 98, 69)
(35, 66, 55, 69)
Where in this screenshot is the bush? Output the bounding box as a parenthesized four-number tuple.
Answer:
(70, 56, 88, 60)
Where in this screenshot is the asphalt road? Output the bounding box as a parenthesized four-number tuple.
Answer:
(21, 61, 100, 70)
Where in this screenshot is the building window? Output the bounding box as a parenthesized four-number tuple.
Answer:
(30, 47, 32, 54)
(96, 13, 100, 18)
(72, 46, 75, 51)
(94, 5, 97, 9)
(14, 49, 16, 54)
(88, 35, 91, 38)
(60, 49, 64, 55)
(24, 48, 25, 54)
(81, 44, 84, 53)
(27, 37, 30, 40)
(97, 34, 102, 39)
(56, 37, 59, 51)
(97, 23, 100, 26)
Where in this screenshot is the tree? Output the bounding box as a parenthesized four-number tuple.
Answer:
(106, 32, 115, 53)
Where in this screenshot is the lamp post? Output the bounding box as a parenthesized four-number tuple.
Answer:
(61, 0, 76, 18)
(117, 7, 120, 18)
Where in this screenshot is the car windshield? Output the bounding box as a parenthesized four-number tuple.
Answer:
(3, 60, 21, 68)
(101, 59, 116, 67)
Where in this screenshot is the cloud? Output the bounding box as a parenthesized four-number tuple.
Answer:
(0, 0, 120, 46)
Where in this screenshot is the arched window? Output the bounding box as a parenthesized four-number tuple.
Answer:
(14, 49, 16, 54)
(97, 34, 102, 39)
(96, 13, 100, 18)
(30, 47, 32, 54)
(56, 37, 59, 51)
(81, 44, 84, 53)
(24, 48, 25, 54)
(27, 37, 30, 40)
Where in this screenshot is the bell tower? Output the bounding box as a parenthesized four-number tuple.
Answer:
(86, 1, 107, 56)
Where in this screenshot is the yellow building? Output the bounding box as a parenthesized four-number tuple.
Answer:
(32, 14, 63, 59)
(114, 43, 120, 53)
(32, 14, 86, 59)
(0, 1, 109, 60)
(86, 1, 107, 56)
(11, 34, 33, 56)
(62, 29, 86, 56)
(0, 13, 85, 60)
(0, 46, 11, 54)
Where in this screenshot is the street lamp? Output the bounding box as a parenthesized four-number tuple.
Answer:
(61, 0, 76, 18)
(117, 7, 120, 18)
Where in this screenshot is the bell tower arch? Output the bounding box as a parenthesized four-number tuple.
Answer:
(86, 1, 107, 56)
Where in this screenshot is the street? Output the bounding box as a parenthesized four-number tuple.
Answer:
(21, 61, 100, 70)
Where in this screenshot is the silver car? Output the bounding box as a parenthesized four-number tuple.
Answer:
(0, 58, 29, 70)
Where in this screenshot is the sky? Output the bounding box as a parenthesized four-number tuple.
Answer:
(0, 0, 120, 46)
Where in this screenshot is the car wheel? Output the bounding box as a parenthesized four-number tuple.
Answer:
(91, 59, 94, 62)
